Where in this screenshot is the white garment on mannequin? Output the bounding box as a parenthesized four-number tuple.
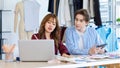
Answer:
(14, 1, 40, 40)
(24, 0, 40, 31)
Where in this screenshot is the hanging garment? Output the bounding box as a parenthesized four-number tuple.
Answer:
(37, 0, 49, 28)
(48, 0, 60, 15)
(24, 0, 40, 31)
(55, 0, 60, 15)
(48, 0, 54, 13)
(83, 0, 94, 18)
(69, 0, 74, 24)
(96, 26, 118, 52)
(58, 0, 71, 27)
(93, 0, 102, 26)
(73, 0, 83, 12)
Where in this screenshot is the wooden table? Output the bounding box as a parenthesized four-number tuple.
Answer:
(0, 58, 120, 68)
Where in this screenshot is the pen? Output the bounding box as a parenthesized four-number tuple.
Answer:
(34, 34, 39, 40)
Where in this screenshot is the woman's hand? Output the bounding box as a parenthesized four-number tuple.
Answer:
(62, 53, 73, 58)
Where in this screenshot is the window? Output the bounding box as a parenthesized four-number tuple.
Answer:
(100, 0, 120, 50)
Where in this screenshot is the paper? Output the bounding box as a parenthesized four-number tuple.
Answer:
(56, 56, 87, 64)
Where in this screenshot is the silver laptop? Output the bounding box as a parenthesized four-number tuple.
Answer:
(18, 40, 55, 61)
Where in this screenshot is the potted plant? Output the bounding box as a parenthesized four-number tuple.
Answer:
(116, 18, 120, 24)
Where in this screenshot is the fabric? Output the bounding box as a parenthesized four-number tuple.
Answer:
(60, 26, 67, 41)
(65, 26, 104, 55)
(83, 0, 102, 26)
(24, 0, 40, 31)
(93, 0, 102, 26)
(55, 0, 60, 15)
(58, 0, 71, 27)
(83, 0, 94, 18)
(31, 33, 70, 55)
(76, 30, 84, 50)
(48, 0, 60, 15)
(73, 0, 83, 12)
(48, 0, 54, 13)
(37, 0, 49, 27)
(96, 26, 118, 52)
(69, 0, 74, 24)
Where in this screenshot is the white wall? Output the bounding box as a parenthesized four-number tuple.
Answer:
(1, 0, 21, 58)
(0, 0, 21, 10)
(0, 0, 3, 10)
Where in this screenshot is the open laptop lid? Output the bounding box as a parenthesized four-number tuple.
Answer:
(18, 40, 55, 61)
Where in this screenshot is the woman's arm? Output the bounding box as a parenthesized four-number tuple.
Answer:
(58, 41, 70, 55)
(31, 34, 39, 39)
(59, 41, 72, 58)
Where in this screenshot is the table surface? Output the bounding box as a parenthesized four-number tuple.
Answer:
(0, 57, 120, 68)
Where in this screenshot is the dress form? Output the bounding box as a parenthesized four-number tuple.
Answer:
(14, 1, 40, 40)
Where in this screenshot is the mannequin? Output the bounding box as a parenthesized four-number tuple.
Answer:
(14, 0, 40, 40)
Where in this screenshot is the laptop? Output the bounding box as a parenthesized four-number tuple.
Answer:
(18, 40, 55, 61)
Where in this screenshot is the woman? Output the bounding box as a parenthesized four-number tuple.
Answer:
(65, 9, 106, 55)
(31, 14, 70, 57)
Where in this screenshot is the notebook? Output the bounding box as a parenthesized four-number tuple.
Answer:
(18, 40, 55, 61)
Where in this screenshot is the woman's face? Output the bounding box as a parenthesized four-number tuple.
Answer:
(45, 17, 56, 33)
(74, 14, 88, 32)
